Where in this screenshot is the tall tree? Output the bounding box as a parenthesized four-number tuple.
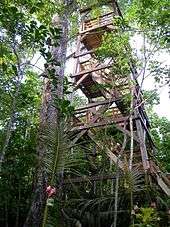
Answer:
(24, 1, 72, 226)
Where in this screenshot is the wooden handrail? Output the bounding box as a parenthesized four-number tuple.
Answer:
(84, 11, 114, 23)
(75, 98, 120, 113)
(71, 64, 112, 77)
(80, 0, 113, 13)
(71, 116, 135, 131)
(80, 22, 113, 34)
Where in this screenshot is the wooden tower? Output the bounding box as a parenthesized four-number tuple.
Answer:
(68, 0, 170, 196)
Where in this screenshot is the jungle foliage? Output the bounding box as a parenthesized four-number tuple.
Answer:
(0, 0, 169, 227)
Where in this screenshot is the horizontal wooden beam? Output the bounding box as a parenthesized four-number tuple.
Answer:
(71, 64, 112, 78)
(80, 58, 93, 64)
(84, 11, 114, 23)
(74, 50, 95, 58)
(75, 98, 120, 114)
(71, 116, 132, 131)
(80, 22, 113, 34)
(70, 104, 115, 145)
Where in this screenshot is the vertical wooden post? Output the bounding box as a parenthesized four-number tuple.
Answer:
(135, 110, 150, 171)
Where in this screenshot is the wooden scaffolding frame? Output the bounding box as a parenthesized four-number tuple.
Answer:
(68, 0, 170, 196)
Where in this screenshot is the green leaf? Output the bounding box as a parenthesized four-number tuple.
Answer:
(12, 65, 17, 74)
(39, 25, 47, 30)
(2, 62, 7, 71)
(9, 6, 18, 14)
(30, 6, 38, 14)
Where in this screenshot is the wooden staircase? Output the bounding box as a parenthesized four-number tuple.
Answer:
(69, 1, 170, 196)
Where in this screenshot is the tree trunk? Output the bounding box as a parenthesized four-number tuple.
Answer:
(24, 4, 69, 226)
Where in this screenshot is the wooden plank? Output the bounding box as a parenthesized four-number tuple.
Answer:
(71, 115, 140, 144)
(135, 111, 150, 171)
(75, 98, 120, 113)
(114, 0, 123, 17)
(84, 19, 113, 31)
(66, 52, 75, 60)
(138, 111, 155, 149)
(156, 174, 170, 196)
(84, 11, 114, 23)
(71, 64, 112, 78)
(74, 50, 95, 58)
(80, 58, 93, 64)
(150, 160, 170, 187)
(80, 22, 113, 34)
(71, 116, 130, 131)
(71, 103, 113, 145)
(73, 73, 90, 90)
(71, 130, 87, 145)
(76, 108, 121, 119)
(84, 16, 113, 29)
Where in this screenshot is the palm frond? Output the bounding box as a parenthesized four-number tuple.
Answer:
(43, 121, 68, 179)
(42, 119, 88, 186)
(122, 166, 144, 193)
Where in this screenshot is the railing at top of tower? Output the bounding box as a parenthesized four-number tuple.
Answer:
(80, 11, 114, 33)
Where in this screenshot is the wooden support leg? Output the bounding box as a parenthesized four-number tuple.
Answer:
(135, 115, 150, 172)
